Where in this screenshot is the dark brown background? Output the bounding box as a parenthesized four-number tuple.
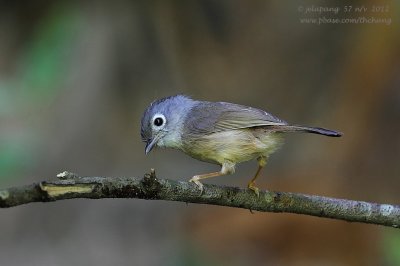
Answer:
(0, 1, 399, 265)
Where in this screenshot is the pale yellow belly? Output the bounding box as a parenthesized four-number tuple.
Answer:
(182, 129, 283, 165)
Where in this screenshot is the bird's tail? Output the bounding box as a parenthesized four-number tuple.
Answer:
(274, 125, 342, 137)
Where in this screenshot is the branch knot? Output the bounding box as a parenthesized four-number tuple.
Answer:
(141, 169, 162, 199)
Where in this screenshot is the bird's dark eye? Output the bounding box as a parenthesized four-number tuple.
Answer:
(152, 114, 166, 128)
(154, 117, 164, 127)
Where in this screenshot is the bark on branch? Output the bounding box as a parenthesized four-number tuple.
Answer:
(0, 170, 399, 228)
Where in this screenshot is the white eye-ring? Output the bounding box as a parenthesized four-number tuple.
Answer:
(152, 114, 166, 129)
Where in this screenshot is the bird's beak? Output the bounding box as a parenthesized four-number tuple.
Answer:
(145, 134, 161, 154)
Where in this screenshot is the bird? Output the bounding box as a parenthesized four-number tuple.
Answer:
(141, 94, 342, 195)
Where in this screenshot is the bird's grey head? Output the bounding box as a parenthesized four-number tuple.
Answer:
(141, 94, 196, 154)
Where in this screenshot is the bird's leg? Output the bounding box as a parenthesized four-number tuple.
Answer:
(189, 171, 223, 193)
(248, 156, 268, 197)
(189, 161, 235, 193)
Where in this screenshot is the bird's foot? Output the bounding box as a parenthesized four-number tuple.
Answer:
(248, 181, 260, 197)
(189, 176, 204, 194)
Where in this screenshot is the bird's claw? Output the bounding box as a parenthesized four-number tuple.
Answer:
(189, 176, 204, 194)
(248, 182, 260, 197)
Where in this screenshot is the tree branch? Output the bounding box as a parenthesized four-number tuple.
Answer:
(0, 170, 399, 228)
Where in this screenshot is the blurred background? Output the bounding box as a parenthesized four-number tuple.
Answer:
(0, 1, 399, 265)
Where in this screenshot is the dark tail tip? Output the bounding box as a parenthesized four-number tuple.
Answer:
(304, 127, 343, 137)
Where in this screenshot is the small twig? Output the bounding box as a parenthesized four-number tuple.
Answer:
(0, 170, 399, 228)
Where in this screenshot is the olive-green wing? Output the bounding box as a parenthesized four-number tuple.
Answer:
(184, 101, 287, 135)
